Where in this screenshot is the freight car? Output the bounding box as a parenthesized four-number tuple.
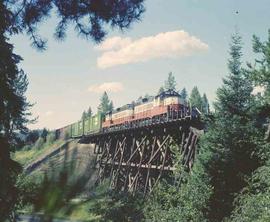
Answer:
(55, 90, 198, 139)
(55, 113, 102, 139)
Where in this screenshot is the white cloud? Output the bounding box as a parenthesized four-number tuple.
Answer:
(96, 30, 208, 69)
(88, 82, 124, 93)
(45, 111, 53, 117)
(95, 36, 132, 51)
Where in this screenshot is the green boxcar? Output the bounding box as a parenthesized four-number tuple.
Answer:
(71, 122, 78, 137)
(83, 116, 91, 135)
(92, 112, 102, 134)
(71, 121, 83, 137)
(78, 120, 84, 136)
(84, 112, 102, 135)
(71, 112, 103, 137)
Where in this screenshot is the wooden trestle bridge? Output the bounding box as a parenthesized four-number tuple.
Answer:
(79, 114, 203, 195)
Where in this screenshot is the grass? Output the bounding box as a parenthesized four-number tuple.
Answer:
(13, 139, 66, 166)
(18, 180, 110, 222)
(56, 182, 110, 221)
(58, 199, 102, 222)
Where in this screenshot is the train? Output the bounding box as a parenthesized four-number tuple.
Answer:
(55, 90, 200, 139)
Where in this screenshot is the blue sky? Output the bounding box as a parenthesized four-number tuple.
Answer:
(10, 0, 270, 129)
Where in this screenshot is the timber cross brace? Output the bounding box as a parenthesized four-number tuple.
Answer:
(79, 118, 203, 195)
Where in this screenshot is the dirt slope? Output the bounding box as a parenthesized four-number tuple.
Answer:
(25, 139, 98, 191)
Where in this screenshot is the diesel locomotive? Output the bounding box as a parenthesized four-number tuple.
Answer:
(55, 90, 199, 139)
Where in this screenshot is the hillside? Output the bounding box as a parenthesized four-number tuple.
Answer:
(14, 139, 98, 189)
(14, 138, 107, 221)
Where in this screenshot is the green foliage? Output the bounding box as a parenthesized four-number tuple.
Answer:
(180, 87, 188, 102)
(189, 86, 203, 109)
(16, 174, 40, 213)
(248, 30, 270, 141)
(33, 137, 45, 150)
(202, 93, 210, 114)
(25, 130, 40, 144)
(0, 4, 31, 219)
(87, 106, 92, 117)
(15, 150, 109, 222)
(229, 30, 270, 222)
(189, 87, 210, 114)
(144, 146, 212, 222)
(250, 30, 270, 101)
(2, 0, 145, 49)
(200, 32, 261, 221)
(98, 92, 114, 115)
(164, 72, 177, 91)
(90, 191, 144, 222)
(41, 128, 48, 142)
(158, 86, 165, 94)
(64, 130, 71, 140)
(81, 111, 87, 120)
(27, 154, 91, 222)
(14, 139, 65, 166)
(82, 106, 93, 120)
(231, 157, 270, 222)
(46, 132, 56, 145)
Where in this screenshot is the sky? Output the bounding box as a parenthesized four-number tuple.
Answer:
(10, 0, 270, 130)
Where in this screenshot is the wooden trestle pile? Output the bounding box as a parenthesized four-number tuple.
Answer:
(80, 116, 203, 195)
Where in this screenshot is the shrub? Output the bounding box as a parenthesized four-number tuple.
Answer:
(33, 137, 45, 150)
(46, 132, 56, 144)
(22, 145, 32, 151)
(64, 130, 70, 140)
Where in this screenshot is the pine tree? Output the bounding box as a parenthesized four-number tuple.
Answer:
(202, 93, 210, 114)
(109, 101, 114, 112)
(250, 31, 270, 99)
(230, 29, 270, 222)
(1, 1, 145, 49)
(98, 92, 113, 114)
(87, 106, 92, 117)
(40, 128, 48, 142)
(81, 111, 87, 120)
(201, 33, 259, 221)
(248, 30, 270, 140)
(0, 6, 31, 219)
(164, 72, 177, 91)
(180, 87, 188, 102)
(189, 86, 203, 110)
(144, 94, 151, 99)
(158, 86, 165, 94)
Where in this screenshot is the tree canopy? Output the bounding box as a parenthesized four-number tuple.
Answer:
(158, 86, 165, 94)
(189, 86, 203, 110)
(81, 106, 93, 119)
(98, 92, 113, 115)
(87, 106, 92, 117)
(164, 72, 177, 91)
(2, 0, 145, 49)
(180, 87, 188, 102)
(198, 33, 259, 221)
(202, 93, 209, 114)
(230, 29, 270, 222)
(0, 12, 31, 219)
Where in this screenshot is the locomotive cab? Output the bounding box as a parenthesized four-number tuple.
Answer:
(156, 90, 184, 106)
